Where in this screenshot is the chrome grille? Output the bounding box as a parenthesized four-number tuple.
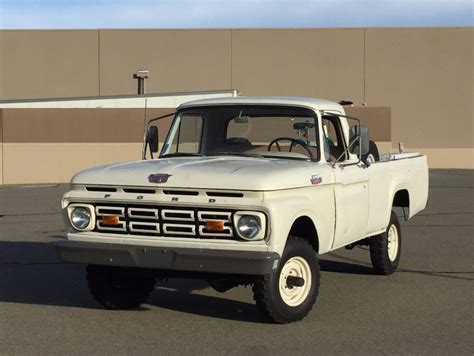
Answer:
(94, 204, 234, 239)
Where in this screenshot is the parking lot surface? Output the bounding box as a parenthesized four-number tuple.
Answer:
(0, 169, 473, 355)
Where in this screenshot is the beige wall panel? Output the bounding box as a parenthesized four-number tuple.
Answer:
(3, 143, 144, 184)
(99, 30, 231, 95)
(231, 29, 364, 102)
(0, 31, 4, 99)
(0, 30, 99, 100)
(0, 143, 3, 185)
(365, 28, 473, 148)
(344, 106, 391, 142)
(0, 110, 2, 184)
(405, 148, 474, 169)
(375, 142, 392, 154)
(2, 108, 173, 143)
(0, 109, 3, 143)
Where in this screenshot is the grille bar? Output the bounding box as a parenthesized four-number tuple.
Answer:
(96, 206, 125, 217)
(198, 225, 233, 237)
(129, 222, 160, 234)
(97, 220, 126, 232)
(128, 207, 159, 220)
(163, 223, 196, 236)
(161, 209, 195, 222)
(197, 211, 232, 223)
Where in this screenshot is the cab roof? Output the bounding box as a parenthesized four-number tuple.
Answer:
(178, 96, 344, 113)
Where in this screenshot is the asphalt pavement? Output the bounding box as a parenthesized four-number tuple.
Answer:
(0, 169, 473, 355)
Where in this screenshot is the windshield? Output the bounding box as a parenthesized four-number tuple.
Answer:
(161, 105, 320, 161)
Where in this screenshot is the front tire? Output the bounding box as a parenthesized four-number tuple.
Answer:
(253, 236, 320, 324)
(369, 211, 401, 275)
(86, 265, 156, 309)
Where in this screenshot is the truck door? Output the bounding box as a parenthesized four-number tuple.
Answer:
(332, 165, 369, 249)
(322, 114, 369, 249)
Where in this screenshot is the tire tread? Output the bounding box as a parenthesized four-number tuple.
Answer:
(253, 236, 320, 324)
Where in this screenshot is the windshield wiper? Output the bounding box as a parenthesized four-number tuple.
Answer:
(212, 152, 265, 158)
(160, 153, 205, 158)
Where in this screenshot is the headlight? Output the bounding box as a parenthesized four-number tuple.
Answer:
(67, 204, 95, 231)
(234, 212, 266, 241)
(71, 207, 91, 229)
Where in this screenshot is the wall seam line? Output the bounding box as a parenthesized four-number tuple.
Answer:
(230, 29, 233, 90)
(363, 28, 366, 104)
(98, 29, 101, 96)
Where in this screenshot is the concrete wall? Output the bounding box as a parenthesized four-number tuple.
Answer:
(0, 27, 472, 170)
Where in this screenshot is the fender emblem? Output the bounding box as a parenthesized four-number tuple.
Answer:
(310, 174, 322, 185)
(148, 173, 172, 184)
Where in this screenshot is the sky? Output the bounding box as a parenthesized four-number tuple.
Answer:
(0, 0, 472, 29)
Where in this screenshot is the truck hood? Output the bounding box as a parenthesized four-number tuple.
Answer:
(71, 157, 323, 191)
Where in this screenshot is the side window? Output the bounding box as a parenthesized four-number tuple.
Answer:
(322, 116, 346, 161)
(322, 119, 338, 148)
(167, 114, 203, 154)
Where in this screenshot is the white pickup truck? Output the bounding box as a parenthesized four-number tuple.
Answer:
(57, 96, 429, 323)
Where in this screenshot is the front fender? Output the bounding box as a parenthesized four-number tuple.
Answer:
(262, 185, 335, 256)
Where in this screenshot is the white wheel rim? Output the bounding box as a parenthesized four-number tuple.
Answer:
(387, 224, 399, 262)
(278, 256, 312, 307)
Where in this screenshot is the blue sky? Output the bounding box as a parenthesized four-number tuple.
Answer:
(0, 0, 472, 29)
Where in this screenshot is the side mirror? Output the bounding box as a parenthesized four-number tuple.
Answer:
(147, 126, 159, 153)
(349, 125, 369, 156)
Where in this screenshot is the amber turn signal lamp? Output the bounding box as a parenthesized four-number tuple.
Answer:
(206, 220, 225, 231)
(102, 215, 120, 225)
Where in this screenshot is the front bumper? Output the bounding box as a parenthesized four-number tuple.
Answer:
(56, 240, 279, 275)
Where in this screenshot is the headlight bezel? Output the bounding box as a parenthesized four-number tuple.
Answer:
(67, 203, 95, 231)
(233, 211, 267, 241)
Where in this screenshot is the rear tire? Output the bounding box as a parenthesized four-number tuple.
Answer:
(369, 211, 401, 275)
(253, 236, 320, 324)
(363, 140, 380, 163)
(86, 265, 156, 309)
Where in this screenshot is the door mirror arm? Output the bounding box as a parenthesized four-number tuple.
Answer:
(141, 112, 175, 160)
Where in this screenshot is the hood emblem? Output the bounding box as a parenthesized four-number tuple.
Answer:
(310, 174, 322, 185)
(148, 173, 172, 184)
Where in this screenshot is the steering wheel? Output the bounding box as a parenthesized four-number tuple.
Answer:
(267, 137, 314, 159)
